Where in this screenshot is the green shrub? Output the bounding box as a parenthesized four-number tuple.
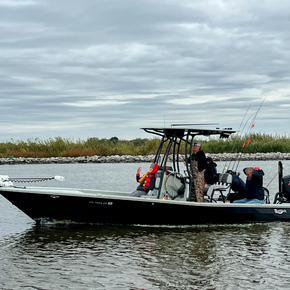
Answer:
(0, 133, 290, 158)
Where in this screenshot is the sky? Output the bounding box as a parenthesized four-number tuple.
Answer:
(1, 0, 290, 142)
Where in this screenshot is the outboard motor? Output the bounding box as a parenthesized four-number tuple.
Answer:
(281, 175, 290, 200)
(274, 161, 290, 203)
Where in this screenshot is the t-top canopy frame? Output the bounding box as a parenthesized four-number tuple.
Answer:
(141, 127, 236, 199)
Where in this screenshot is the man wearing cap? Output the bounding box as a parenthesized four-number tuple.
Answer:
(233, 167, 265, 203)
(184, 141, 207, 202)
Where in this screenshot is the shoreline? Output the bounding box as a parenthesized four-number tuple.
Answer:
(1, 152, 290, 165)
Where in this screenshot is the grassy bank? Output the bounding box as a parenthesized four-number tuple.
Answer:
(0, 133, 289, 158)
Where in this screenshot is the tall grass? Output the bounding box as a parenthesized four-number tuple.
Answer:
(203, 133, 290, 154)
(0, 133, 290, 158)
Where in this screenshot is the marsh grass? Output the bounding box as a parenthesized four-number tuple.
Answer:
(0, 133, 289, 158)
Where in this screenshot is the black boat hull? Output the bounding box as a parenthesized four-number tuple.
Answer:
(1, 187, 290, 225)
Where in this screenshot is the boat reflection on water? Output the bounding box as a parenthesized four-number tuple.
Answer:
(2, 221, 288, 289)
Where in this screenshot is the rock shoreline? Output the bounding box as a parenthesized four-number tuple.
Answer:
(1, 152, 290, 165)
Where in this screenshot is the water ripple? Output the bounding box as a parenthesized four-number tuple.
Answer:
(2, 161, 290, 289)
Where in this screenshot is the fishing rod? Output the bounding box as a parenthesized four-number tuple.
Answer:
(233, 97, 267, 172)
(238, 105, 251, 131)
(266, 171, 279, 188)
(239, 112, 256, 138)
(222, 106, 252, 173)
(230, 105, 265, 171)
(246, 97, 267, 133)
(228, 111, 256, 172)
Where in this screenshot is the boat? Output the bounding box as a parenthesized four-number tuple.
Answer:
(1, 126, 290, 226)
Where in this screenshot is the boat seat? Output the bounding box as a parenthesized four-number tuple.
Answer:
(205, 173, 233, 203)
(147, 169, 162, 196)
(165, 171, 186, 200)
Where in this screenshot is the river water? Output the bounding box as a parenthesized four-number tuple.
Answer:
(1, 161, 290, 289)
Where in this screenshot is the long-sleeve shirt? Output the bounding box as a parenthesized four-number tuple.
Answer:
(186, 150, 207, 172)
(245, 169, 264, 200)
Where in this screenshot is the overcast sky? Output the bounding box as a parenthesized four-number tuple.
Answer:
(1, 0, 290, 142)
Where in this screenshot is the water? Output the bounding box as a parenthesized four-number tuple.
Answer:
(1, 161, 290, 289)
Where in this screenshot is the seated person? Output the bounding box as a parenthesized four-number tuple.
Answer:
(130, 163, 159, 197)
(204, 157, 217, 193)
(226, 171, 247, 203)
(233, 167, 265, 204)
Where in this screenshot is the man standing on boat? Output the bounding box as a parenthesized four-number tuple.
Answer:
(184, 141, 207, 202)
(130, 163, 159, 197)
(233, 167, 265, 204)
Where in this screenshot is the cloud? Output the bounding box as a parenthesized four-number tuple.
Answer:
(0, 0, 38, 7)
(167, 96, 230, 105)
(0, 0, 290, 142)
(63, 100, 128, 108)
